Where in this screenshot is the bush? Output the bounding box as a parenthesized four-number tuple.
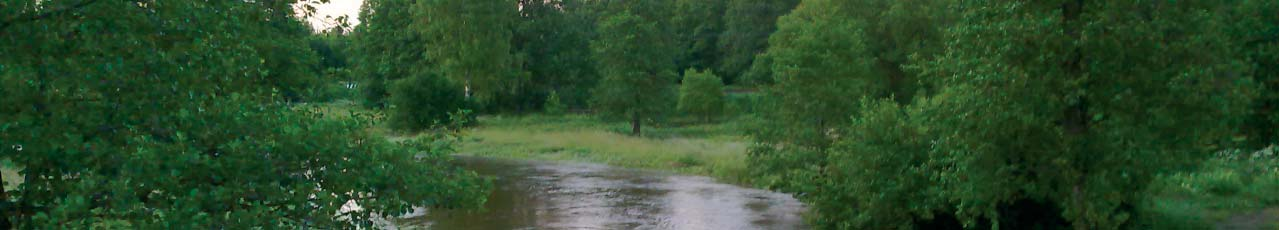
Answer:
(389, 74, 471, 131)
(813, 99, 951, 229)
(544, 90, 567, 115)
(677, 69, 726, 122)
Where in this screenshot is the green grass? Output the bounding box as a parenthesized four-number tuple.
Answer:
(457, 114, 755, 184)
(295, 102, 758, 184)
(294, 100, 405, 139)
(1138, 148, 1279, 229)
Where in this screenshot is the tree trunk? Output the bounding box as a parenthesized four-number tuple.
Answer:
(631, 113, 642, 136)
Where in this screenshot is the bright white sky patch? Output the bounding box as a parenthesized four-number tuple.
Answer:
(298, 0, 365, 33)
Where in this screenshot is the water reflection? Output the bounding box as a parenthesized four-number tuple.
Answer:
(394, 157, 808, 229)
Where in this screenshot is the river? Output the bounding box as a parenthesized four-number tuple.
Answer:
(390, 156, 808, 229)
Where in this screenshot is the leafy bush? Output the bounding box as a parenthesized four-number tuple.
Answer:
(678, 69, 726, 122)
(816, 99, 946, 229)
(388, 75, 472, 131)
(1, 96, 489, 228)
(544, 90, 567, 115)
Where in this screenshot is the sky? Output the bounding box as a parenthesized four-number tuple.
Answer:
(300, 0, 365, 32)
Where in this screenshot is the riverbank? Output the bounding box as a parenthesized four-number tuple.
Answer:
(456, 114, 754, 185)
(302, 102, 756, 184)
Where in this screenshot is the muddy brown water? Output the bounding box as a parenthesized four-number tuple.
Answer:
(391, 156, 808, 230)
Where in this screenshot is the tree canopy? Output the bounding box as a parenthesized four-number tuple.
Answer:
(719, 0, 800, 84)
(352, 0, 430, 108)
(790, 0, 1259, 228)
(413, 0, 520, 100)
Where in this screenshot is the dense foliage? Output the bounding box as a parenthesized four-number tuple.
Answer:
(678, 69, 727, 122)
(0, 0, 488, 228)
(747, 0, 887, 191)
(352, 0, 429, 108)
(389, 74, 472, 131)
(24, 0, 1265, 228)
(413, 0, 520, 100)
(351, 0, 1279, 228)
(508, 0, 599, 111)
(672, 0, 727, 74)
(745, 0, 1263, 229)
(1236, 0, 1279, 148)
(718, 0, 800, 84)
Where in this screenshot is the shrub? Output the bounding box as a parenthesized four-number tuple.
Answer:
(678, 69, 726, 122)
(389, 74, 471, 131)
(544, 90, 567, 115)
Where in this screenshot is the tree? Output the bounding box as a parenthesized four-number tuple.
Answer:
(0, 0, 487, 227)
(414, 0, 520, 100)
(745, 0, 880, 191)
(745, 0, 950, 97)
(590, 5, 678, 136)
(352, 0, 430, 108)
(678, 69, 726, 122)
(718, 0, 800, 84)
(815, 0, 1255, 229)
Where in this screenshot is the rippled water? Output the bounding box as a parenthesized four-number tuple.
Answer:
(392, 157, 808, 230)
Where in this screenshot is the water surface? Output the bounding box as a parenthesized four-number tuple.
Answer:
(395, 157, 808, 229)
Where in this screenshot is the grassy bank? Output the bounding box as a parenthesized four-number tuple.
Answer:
(299, 102, 756, 184)
(456, 115, 755, 184)
(1138, 148, 1279, 229)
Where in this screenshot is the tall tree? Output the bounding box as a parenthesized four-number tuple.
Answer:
(414, 0, 520, 100)
(352, 0, 428, 108)
(0, 0, 487, 227)
(717, 0, 800, 84)
(816, 0, 1255, 229)
(590, 2, 678, 135)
